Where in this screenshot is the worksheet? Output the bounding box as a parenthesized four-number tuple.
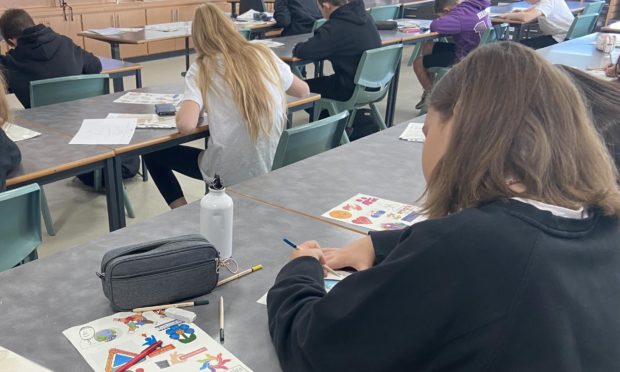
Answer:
(322, 194, 426, 231)
(106, 113, 176, 129)
(0, 346, 52, 372)
(2, 123, 41, 142)
(63, 311, 252, 372)
(399, 122, 425, 142)
(69, 119, 137, 145)
(257, 270, 352, 305)
(114, 93, 183, 107)
(250, 40, 284, 48)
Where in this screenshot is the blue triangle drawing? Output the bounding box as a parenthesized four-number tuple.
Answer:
(113, 354, 133, 368)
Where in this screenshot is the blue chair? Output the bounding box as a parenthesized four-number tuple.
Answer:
(565, 13, 599, 39)
(0, 184, 42, 272)
(369, 5, 400, 21)
(582, 1, 604, 16)
(480, 23, 509, 45)
(272, 111, 349, 170)
(314, 44, 403, 143)
(239, 28, 252, 40)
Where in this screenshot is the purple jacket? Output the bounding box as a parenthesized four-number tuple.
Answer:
(430, 0, 491, 60)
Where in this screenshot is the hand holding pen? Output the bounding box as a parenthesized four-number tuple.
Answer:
(283, 239, 342, 278)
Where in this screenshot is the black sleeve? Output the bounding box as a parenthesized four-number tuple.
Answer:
(292, 26, 335, 61)
(274, 0, 291, 28)
(0, 128, 21, 191)
(80, 46, 102, 74)
(369, 228, 408, 265)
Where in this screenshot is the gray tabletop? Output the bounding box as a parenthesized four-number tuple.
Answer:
(229, 119, 427, 233)
(0, 194, 361, 371)
(490, 0, 585, 17)
(537, 33, 614, 71)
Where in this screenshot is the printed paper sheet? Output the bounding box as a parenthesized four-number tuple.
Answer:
(63, 311, 252, 372)
(257, 270, 352, 305)
(106, 113, 176, 129)
(2, 123, 41, 142)
(399, 122, 425, 142)
(322, 193, 426, 231)
(114, 93, 183, 107)
(69, 119, 137, 145)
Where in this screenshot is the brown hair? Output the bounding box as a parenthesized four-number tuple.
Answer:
(317, 0, 349, 7)
(556, 65, 620, 175)
(424, 42, 620, 219)
(434, 0, 458, 14)
(0, 9, 35, 47)
(191, 4, 286, 143)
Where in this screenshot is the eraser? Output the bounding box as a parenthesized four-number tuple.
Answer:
(165, 307, 197, 323)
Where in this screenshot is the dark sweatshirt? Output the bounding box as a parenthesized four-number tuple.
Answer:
(293, 0, 381, 101)
(0, 24, 102, 108)
(0, 128, 21, 191)
(274, 0, 322, 36)
(268, 199, 620, 371)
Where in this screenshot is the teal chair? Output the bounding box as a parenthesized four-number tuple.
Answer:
(313, 44, 403, 143)
(0, 184, 42, 272)
(565, 13, 599, 39)
(418, 67, 450, 115)
(29, 74, 136, 234)
(369, 5, 400, 21)
(312, 18, 327, 31)
(239, 28, 252, 40)
(272, 111, 349, 170)
(582, 1, 604, 16)
(480, 23, 509, 45)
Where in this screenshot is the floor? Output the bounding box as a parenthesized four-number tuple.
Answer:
(21, 44, 425, 257)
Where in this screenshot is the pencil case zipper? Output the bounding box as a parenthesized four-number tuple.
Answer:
(101, 259, 216, 280)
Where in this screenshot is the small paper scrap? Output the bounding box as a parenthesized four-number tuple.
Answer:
(399, 122, 425, 142)
(3, 123, 41, 142)
(106, 113, 176, 129)
(250, 39, 284, 48)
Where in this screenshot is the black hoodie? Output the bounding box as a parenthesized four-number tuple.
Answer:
(0, 128, 21, 192)
(0, 24, 102, 109)
(293, 0, 381, 101)
(274, 0, 322, 36)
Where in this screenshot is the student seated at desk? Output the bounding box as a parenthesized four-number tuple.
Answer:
(144, 4, 309, 209)
(0, 77, 21, 192)
(500, 0, 574, 49)
(0, 9, 102, 109)
(267, 42, 620, 371)
(274, 0, 322, 35)
(293, 0, 381, 102)
(413, 0, 490, 109)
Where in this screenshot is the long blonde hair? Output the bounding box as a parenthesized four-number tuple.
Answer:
(0, 75, 10, 128)
(423, 42, 620, 219)
(191, 4, 286, 142)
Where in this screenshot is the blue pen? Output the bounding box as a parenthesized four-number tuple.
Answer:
(282, 238, 341, 277)
(282, 238, 297, 249)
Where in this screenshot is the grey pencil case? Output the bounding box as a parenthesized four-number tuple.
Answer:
(97, 234, 220, 311)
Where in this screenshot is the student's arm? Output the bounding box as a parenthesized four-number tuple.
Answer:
(0, 128, 21, 192)
(430, 12, 464, 34)
(286, 76, 310, 97)
(79, 48, 103, 74)
(274, 0, 292, 28)
(274, 53, 310, 97)
(499, 7, 542, 23)
(176, 101, 201, 135)
(293, 26, 335, 61)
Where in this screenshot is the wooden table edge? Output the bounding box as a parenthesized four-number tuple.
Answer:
(288, 94, 321, 108)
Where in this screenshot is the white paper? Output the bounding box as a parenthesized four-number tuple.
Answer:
(106, 113, 176, 129)
(237, 9, 260, 20)
(2, 123, 41, 142)
(399, 122, 425, 142)
(322, 193, 427, 231)
(257, 270, 352, 305)
(0, 346, 52, 372)
(146, 22, 191, 32)
(63, 311, 252, 372)
(70, 119, 137, 145)
(250, 39, 284, 48)
(114, 92, 183, 107)
(88, 28, 142, 35)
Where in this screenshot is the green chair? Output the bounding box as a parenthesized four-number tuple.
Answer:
(369, 5, 400, 21)
(313, 44, 403, 143)
(272, 111, 349, 170)
(480, 23, 509, 45)
(312, 18, 327, 31)
(239, 28, 252, 40)
(29, 74, 136, 234)
(0, 184, 42, 272)
(582, 1, 604, 16)
(565, 13, 599, 39)
(418, 67, 450, 115)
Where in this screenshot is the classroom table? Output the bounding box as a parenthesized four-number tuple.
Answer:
(16, 83, 320, 230)
(99, 56, 143, 93)
(601, 20, 620, 33)
(5, 119, 121, 231)
(230, 118, 427, 233)
(537, 33, 615, 71)
(0, 194, 361, 371)
(267, 19, 437, 127)
(490, 1, 586, 40)
(79, 20, 277, 71)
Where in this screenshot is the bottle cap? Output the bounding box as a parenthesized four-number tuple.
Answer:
(209, 174, 224, 190)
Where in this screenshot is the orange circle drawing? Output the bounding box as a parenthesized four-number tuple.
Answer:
(329, 210, 352, 219)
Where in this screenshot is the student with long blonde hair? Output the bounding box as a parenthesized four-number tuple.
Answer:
(0, 76, 21, 192)
(144, 4, 309, 208)
(267, 43, 620, 371)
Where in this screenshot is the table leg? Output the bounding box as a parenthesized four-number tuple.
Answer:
(231, 2, 238, 18)
(109, 43, 125, 92)
(309, 102, 315, 122)
(112, 157, 127, 230)
(513, 24, 523, 41)
(104, 158, 122, 232)
(185, 37, 190, 72)
(385, 60, 401, 127)
(112, 76, 124, 92)
(110, 43, 121, 60)
(287, 112, 293, 129)
(135, 69, 143, 89)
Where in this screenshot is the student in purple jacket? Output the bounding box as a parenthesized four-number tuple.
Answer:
(413, 0, 490, 109)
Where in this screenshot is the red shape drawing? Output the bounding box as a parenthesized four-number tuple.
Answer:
(351, 216, 372, 225)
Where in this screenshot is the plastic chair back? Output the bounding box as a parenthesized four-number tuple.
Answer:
(312, 18, 327, 32)
(240, 0, 266, 14)
(565, 13, 599, 39)
(369, 5, 400, 21)
(239, 28, 252, 40)
(0, 184, 42, 272)
(480, 23, 509, 45)
(351, 44, 403, 105)
(272, 111, 349, 170)
(29, 74, 110, 108)
(583, 1, 604, 15)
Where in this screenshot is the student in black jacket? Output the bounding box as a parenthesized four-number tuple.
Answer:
(0, 9, 102, 108)
(268, 42, 620, 371)
(293, 0, 381, 101)
(0, 78, 20, 192)
(274, 0, 322, 36)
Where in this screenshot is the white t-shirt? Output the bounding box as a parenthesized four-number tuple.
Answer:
(183, 51, 294, 186)
(534, 0, 575, 42)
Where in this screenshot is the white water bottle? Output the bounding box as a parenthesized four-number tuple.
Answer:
(200, 174, 234, 259)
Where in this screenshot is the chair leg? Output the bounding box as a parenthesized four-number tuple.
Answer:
(369, 103, 387, 131)
(141, 156, 148, 182)
(407, 41, 424, 67)
(40, 186, 56, 236)
(123, 186, 135, 219)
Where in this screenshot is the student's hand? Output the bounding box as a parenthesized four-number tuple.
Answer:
(323, 236, 375, 272)
(605, 63, 617, 77)
(289, 240, 326, 263)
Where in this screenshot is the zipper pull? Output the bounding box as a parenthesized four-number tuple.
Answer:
(96, 272, 105, 279)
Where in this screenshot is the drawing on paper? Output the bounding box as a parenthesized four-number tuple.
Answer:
(197, 352, 232, 371)
(166, 324, 197, 344)
(114, 314, 154, 333)
(105, 348, 138, 372)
